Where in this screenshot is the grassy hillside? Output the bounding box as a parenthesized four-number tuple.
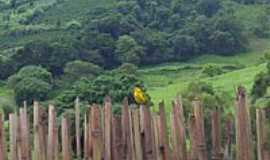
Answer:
(0, 0, 270, 114)
(140, 38, 270, 112)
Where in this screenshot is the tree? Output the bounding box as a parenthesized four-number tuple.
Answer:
(197, 0, 221, 17)
(12, 41, 77, 76)
(14, 78, 52, 105)
(64, 60, 103, 80)
(169, 34, 198, 59)
(7, 66, 53, 105)
(116, 35, 144, 65)
(8, 65, 52, 87)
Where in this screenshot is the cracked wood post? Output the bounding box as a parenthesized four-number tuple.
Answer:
(61, 116, 71, 160)
(19, 107, 31, 160)
(193, 100, 208, 160)
(211, 109, 222, 160)
(112, 116, 122, 160)
(140, 104, 155, 160)
(223, 115, 233, 160)
(158, 102, 170, 160)
(132, 109, 143, 160)
(104, 97, 112, 160)
(0, 113, 5, 160)
(121, 98, 133, 160)
(9, 113, 18, 160)
(83, 113, 89, 160)
(47, 105, 58, 160)
(75, 97, 82, 159)
(189, 115, 198, 160)
(171, 96, 187, 160)
(153, 115, 162, 160)
(91, 105, 103, 160)
(33, 102, 47, 160)
(256, 109, 270, 160)
(235, 87, 252, 160)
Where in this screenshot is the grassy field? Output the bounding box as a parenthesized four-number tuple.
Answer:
(139, 38, 270, 112)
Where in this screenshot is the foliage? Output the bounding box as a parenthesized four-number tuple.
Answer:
(64, 60, 103, 80)
(116, 35, 144, 65)
(54, 69, 148, 112)
(202, 64, 224, 77)
(7, 65, 52, 105)
(14, 77, 52, 105)
(8, 65, 52, 87)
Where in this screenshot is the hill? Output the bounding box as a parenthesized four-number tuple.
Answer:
(0, 0, 270, 114)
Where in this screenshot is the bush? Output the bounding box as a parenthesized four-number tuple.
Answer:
(64, 60, 103, 80)
(14, 77, 52, 105)
(7, 66, 53, 105)
(8, 65, 52, 87)
(202, 64, 224, 77)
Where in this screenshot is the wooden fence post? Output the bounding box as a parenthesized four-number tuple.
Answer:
(47, 105, 58, 160)
(75, 97, 82, 159)
(61, 116, 71, 160)
(0, 113, 5, 160)
(83, 113, 89, 160)
(132, 109, 143, 160)
(158, 102, 170, 160)
(223, 115, 233, 160)
(112, 116, 122, 160)
(104, 97, 112, 160)
(33, 102, 47, 160)
(211, 109, 222, 160)
(256, 109, 270, 160)
(171, 97, 187, 160)
(193, 100, 208, 160)
(9, 113, 18, 160)
(140, 104, 155, 160)
(91, 105, 103, 160)
(189, 115, 198, 160)
(153, 115, 162, 160)
(121, 98, 133, 160)
(19, 107, 31, 160)
(235, 87, 252, 160)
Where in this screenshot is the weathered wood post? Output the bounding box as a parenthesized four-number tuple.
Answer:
(189, 115, 198, 160)
(211, 109, 222, 160)
(47, 105, 58, 160)
(171, 97, 187, 160)
(235, 87, 252, 160)
(158, 102, 170, 160)
(153, 115, 162, 160)
(140, 104, 155, 160)
(112, 116, 122, 160)
(9, 113, 18, 160)
(256, 108, 270, 160)
(61, 116, 71, 160)
(75, 97, 82, 159)
(193, 99, 208, 160)
(0, 113, 5, 160)
(132, 109, 143, 160)
(223, 115, 233, 160)
(83, 113, 89, 160)
(121, 98, 133, 160)
(19, 107, 31, 160)
(91, 105, 103, 160)
(104, 97, 112, 160)
(33, 102, 47, 160)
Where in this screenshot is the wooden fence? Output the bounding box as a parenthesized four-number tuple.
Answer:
(0, 87, 269, 160)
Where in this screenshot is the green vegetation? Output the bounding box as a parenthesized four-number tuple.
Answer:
(0, 0, 270, 117)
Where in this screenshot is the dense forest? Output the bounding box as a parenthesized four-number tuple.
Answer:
(0, 0, 270, 115)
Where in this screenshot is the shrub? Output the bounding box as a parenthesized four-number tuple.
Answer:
(202, 64, 224, 77)
(8, 65, 52, 87)
(14, 77, 52, 105)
